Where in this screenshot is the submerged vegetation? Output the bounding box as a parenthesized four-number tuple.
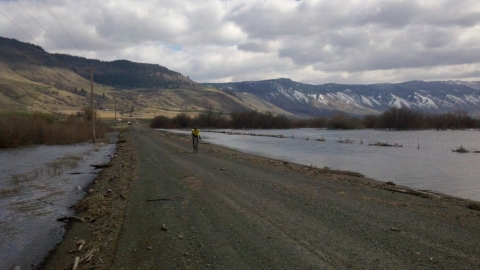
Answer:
(0, 111, 110, 148)
(150, 108, 480, 130)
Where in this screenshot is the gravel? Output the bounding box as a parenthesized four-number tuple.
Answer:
(41, 126, 480, 269)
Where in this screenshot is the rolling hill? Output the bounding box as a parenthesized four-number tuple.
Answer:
(2, 36, 480, 119)
(0, 37, 260, 119)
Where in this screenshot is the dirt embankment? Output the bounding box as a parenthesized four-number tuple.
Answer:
(42, 126, 480, 269)
(40, 134, 138, 270)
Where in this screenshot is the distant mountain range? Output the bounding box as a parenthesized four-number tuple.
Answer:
(1, 36, 480, 118)
(203, 79, 480, 117)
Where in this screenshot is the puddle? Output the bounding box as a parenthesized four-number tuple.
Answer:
(0, 133, 118, 269)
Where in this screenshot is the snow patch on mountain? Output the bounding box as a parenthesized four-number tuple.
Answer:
(292, 90, 309, 102)
(446, 94, 467, 105)
(389, 94, 412, 108)
(313, 94, 328, 104)
(463, 95, 480, 105)
(414, 92, 438, 109)
(357, 96, 382, 107)
(369, 96, 382, 106)
(328, 92, 352, 104)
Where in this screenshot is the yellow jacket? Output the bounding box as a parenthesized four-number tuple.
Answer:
(191, 129, 200, 137)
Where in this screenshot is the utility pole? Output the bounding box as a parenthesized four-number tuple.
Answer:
(114, 96, 117, 131)
(90, 65, 96, 143)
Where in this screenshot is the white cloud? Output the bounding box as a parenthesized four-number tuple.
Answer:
(1, 0, 480, 84)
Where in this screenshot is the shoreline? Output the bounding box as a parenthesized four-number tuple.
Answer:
(166, 129, 480, 202)
(39, 133, 138, 269)
(40, 128, 480, 269)
(0, 135, 117, 270)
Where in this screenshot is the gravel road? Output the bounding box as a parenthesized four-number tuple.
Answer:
(42, 126, 480, 269)
(114, 126, 480, 269)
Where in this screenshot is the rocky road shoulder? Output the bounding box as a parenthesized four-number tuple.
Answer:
(40, 134, 138, 270)
(41, 128, 480, 269)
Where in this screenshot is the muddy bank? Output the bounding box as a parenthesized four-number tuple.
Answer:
(41, 127, 480, 269)
(0, 135, 117, 270)
(39, 134, 138, 269)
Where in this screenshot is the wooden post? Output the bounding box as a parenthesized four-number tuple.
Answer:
(114, 97, 117, 131)
(90, 66, 96, 143)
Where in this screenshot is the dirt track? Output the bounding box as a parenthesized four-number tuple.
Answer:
(42, 126, 480, 269)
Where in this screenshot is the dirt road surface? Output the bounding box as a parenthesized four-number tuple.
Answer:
(42, 126, 480, 269)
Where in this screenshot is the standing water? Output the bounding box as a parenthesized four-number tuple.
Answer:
(0, 135, 116, 269)
(164, 129, 480, 201)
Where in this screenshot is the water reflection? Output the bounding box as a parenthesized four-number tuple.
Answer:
(0, 140, 116, 269)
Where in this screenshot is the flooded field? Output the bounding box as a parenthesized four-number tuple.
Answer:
(164, 128, 480, 201)
(0, 135, 117, 269)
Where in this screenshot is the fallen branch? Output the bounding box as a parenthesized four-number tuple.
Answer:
(380, 186, 440, 199)
(76, 239, 86, 251)
(146, 196, 182, 202)
(77, 265, 103, 269)
(368, 141, 402, 147)
(72, 257, 80, 270)
(116, 191, 126, 200)
(57, 215, 85, 223)
(467, 202, 480, 211)
(79, 248, 96, 264)
(90, 163, 112, 169)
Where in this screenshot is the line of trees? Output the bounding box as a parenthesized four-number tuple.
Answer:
(150, 108, 480, 130)
(362, 108, 480, 130)
(150, 110, 292, 129)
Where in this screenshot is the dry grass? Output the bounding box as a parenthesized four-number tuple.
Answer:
(0, 111, 110, 148)
(46, 154, 83, 176)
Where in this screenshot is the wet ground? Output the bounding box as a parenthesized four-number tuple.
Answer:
(0, 134, 117, 269)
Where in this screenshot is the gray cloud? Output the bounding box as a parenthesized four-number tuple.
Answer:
(1, 0, 480, 84)
(237, 42, 270, 53)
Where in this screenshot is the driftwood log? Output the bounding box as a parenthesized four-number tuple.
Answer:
(90, 163, 112, 169)
(368, 141, 402, 147)
(467, 202, 480, 211)
(146, 196, 182, 202)
(57, 215, 85, 223)
(380, 186, 441, 199)
(72, 257, 80, 270)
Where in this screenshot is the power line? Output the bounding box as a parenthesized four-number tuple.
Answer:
(0, 10, 39, 45)
(39, 0, 83, 54)
(14, 0, 65, 50)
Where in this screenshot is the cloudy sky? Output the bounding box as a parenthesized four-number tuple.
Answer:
(1, 0, 480, 84)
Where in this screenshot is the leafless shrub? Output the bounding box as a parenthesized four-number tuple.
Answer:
(0, 111, 109, 148)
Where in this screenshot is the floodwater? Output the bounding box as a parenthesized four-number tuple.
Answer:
(165, 129, 480, 202)
(0, 134, 117, 270)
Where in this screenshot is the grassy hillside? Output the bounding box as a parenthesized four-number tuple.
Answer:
(1, 37, 288, 118)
